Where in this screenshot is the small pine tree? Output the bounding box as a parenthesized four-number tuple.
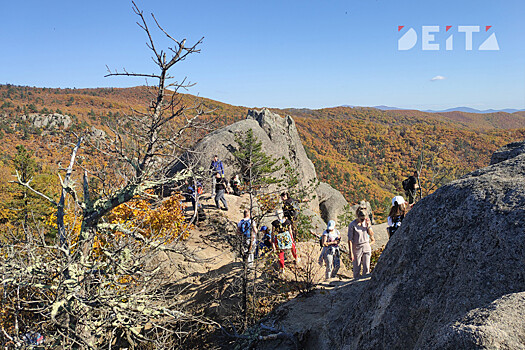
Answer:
(232, 128, 281, 330)
(233, 128, 281, 192)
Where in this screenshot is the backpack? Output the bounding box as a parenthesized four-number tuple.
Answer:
(240, 220, 251, 238)
(275, 230, 293, 250)
(284, 199, 299, 220)
(402, 178, 410, 191)
(387, 215, 404, 238)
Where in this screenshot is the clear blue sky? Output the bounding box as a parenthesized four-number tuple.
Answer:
(1, 0, 524, 110)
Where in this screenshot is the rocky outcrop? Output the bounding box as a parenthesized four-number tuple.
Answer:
(21, 113, 72, 129)
(316, 182, 348, 222)
(173, 109, 315, 189)
(490, 141, 525, 165)
(173, 108, 351, 221)
(339, 141, 525, 349)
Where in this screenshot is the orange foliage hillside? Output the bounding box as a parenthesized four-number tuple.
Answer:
(1, 84, 524, 222)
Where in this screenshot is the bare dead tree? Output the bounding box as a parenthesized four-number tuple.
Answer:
(2, 3, 217, 348)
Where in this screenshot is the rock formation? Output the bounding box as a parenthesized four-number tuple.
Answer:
(21, 113, 72, 129)
(339, 141, 525, 349)
(490, 140, 525, 165)
(173, 108, 352, 227)
(256, 140, 525, 350)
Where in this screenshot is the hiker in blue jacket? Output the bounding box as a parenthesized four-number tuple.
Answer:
(237, 210, 257, 265)
(210, 155, 224, 196)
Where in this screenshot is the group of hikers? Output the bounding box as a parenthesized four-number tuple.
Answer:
(236, 192, 301, 274)
(184, 155, 245, 215)
(188, 154, 420, 280)
(234, 170, 420, 281)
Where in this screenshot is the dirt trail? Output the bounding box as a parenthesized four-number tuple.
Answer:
(158, 191, 384, 348)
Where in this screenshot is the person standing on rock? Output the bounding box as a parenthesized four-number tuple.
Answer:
(272, 209, 299, 274)
(210, 155, 224, 196)
(319, 220, 341, 281)
(387, 195, 409, 238)
(214, 173, 228, 211)
(348, 208, 375, 278)
(403, 171, 420, 205)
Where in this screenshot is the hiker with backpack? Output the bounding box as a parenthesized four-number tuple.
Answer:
(184, 178, 205, 222)
(387, 195, 410, 238)
(256, 225, 273, 258)
(185, 178, 203, 212)
(281, 192, 299, 222)
(271, 209, 299, 274)
(281, 192, 301, 243)
(214, 173, 229, 211)
(210, 155, 224, 196)
(318, 220, 341, 281)
(348, 207, 375, 278)
(237, 210, 257, 265)
(402, 171, 420, 205)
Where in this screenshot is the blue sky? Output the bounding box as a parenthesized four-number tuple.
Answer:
(1, 0, 524, 110)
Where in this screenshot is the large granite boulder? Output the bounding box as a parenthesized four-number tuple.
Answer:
(172, 108, 349, 218)
(338, 141, 525, 349)
(316, 182, 349, 223)
(430, 291, 525, 349)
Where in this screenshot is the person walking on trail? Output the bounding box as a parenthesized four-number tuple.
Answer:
(403, 171, 420, 205)
(257, 225, 272, 258)
(237, 210, 256, 265)
(319, 220, 341, 281)
(387, 195, 410, 238)
(210, 155, 224, 196)
(271, 209, 299, 274)
(214, 173, 228, 211)
(348, 207, 375, 278)
(185, 178, 202, 212)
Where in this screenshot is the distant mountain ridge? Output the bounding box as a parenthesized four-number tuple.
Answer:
(424, 107, 525, 114)
(339, 104, 525, 114)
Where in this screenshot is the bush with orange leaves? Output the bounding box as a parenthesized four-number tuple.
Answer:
(107, 192, 192, 242)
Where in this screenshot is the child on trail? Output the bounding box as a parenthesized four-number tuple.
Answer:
(271, 209, 299, 274)
(256, 225, 273, 257)
(348, 207, 375, 278)
(237, 210, 256, 265)
(387, 195, 409, 238)
(319, 220, 341, 281)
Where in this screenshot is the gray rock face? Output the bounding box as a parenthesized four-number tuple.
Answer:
(339, 142, 525, 349)
(174, 108, 348, 215)
(316, 182, 349, 223)
(430, 292, 525, 350)
(490, 141, 525, 165)
(245, 109, 319, 196)
(21, 113, 72, 129)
